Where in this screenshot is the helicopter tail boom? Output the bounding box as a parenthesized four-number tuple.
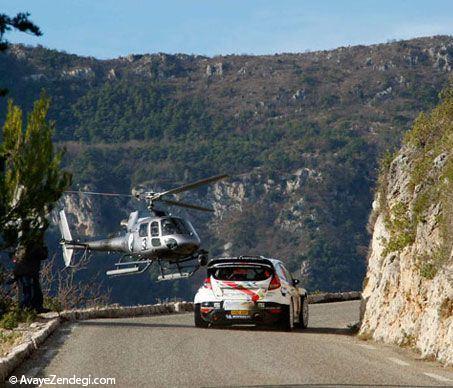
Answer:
(58, 210, 128, 267)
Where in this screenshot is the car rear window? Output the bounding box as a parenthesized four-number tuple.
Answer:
(210, 266, 272, 281)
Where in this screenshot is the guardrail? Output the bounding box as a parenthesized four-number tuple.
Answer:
(307, 291, 361, 304)
(0, 292, 361, 382)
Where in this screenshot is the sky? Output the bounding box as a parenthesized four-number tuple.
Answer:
(2, 0, 453, 59)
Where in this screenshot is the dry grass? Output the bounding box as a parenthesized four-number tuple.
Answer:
(0, 329, 23, 357)
(41, 254, 111, 312)
(357, 330, 374, 341)
(440, 298, 453, 320)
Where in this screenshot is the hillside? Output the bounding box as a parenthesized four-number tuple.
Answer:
(360, 86, 452, 365)
(1, 36, 452, 304)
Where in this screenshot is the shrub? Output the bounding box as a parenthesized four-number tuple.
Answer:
(0, 307, 36, 330)
(419, 262, 437, 280)
(382, 202, 415, 256)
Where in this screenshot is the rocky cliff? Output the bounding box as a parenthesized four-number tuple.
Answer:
(360, 87, 453, 365)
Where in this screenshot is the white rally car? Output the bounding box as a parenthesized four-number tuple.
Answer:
(194, 256, 309, 330)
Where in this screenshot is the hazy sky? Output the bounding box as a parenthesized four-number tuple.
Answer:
(2, 0, 453, 59)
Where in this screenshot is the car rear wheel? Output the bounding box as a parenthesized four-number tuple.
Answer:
(279, 301, 294, 331)
(194, 304, 209, 328)
(298, 297, 309, 329)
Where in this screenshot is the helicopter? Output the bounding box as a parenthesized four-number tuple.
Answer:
(58, 174, 229, 281)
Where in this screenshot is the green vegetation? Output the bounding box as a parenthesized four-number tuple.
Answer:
(0, 307, 36, 329)
(407, 86, 452, 278)
(0, 330, 21, 355)
(378, 85, 452, 279)
(43, 296, 63, 313)
(419, 262, 437, 280)
(0, 95, 71, 248)
(382, 201, 415, 257)
(0, 330, 20, 343)
(71, 80, 217, 142)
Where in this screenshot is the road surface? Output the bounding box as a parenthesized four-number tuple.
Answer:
(10, 300, 453, 387)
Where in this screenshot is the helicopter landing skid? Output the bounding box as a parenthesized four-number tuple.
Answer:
(156, 258, 200, 282)
(105, 251, 207, 280)
(106, 255, 153, 277)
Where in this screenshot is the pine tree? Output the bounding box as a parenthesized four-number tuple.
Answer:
(0, 95, 71, 249)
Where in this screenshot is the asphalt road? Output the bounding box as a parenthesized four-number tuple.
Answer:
(11, 300, 453, 387)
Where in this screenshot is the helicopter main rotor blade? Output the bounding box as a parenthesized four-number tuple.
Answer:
(158, 174, 229, 197)
(65, 190, 134, 198)
(161, 198, 215, 212)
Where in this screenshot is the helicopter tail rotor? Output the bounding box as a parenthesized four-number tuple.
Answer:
(58, 210, 74, 267)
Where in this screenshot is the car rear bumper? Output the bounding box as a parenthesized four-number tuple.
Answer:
(199, 301, 285, 325)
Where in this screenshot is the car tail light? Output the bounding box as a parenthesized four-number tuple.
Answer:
(204, 277, 212, 289)
(200, 306, 213, 314)
(268, 274, 281, 290)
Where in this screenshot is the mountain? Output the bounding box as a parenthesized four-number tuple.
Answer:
(360, 86, 452, 366)
(0, 36, 452, 304)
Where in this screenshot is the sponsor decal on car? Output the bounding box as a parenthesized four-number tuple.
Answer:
(220, 281, 261, 302)
(226, 314, 250, 319)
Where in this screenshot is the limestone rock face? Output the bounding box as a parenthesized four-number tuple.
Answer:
(360, 145, 453, 366)
(61, 67, 95, 80)
(209, 168, 321, 231)
(60, 190, 101, 236)
(206, 62, 223, 77)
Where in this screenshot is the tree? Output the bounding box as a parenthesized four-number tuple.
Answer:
(0, 12, 42, 96)
(0, 95, 71, 250)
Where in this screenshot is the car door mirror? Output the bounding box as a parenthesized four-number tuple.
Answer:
(292, 279, 300, 286)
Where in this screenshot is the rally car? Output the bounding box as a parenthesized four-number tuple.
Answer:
(193, 255, 309, 330)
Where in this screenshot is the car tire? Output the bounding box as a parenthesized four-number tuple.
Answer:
(298, 296, 309, 329)
(279, 301, 294, 332)
(194, 304, 209, 328)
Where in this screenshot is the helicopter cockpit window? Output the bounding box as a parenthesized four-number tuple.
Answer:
(139, 223, 149, 237)
(161, 218, 190, 236)
(150, 221, 159, 237)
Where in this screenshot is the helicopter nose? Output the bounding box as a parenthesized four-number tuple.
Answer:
(182, 243, 198, 254)
(164, 238, 178, 250)
(163, 237, 198, 254)
(178, 241, 199, 255)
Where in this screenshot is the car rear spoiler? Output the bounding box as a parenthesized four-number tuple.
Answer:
(208, 256, 274, 268)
